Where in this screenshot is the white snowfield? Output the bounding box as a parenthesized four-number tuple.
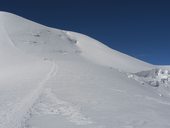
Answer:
(0, 11, 170, 128)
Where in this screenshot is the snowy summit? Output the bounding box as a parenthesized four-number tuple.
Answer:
(0, 11, 170, 128)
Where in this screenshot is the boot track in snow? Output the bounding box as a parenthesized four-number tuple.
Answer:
(0, 61, 57, 128)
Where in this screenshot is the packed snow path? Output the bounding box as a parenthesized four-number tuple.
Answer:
(0, 60, 57, 128)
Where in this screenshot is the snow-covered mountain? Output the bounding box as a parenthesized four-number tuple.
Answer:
(0, 11, 170, 128)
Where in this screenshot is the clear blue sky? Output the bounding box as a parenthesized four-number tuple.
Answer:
(0, 0, 170, 65)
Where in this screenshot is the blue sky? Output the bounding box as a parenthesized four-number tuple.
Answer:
(0, 0, 170, 64)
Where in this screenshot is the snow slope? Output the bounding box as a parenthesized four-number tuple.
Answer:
(0, 11, 170, 128)
(0, 11, 153, 73)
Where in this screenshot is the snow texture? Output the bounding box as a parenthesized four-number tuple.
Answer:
(0, 11, 170, 128)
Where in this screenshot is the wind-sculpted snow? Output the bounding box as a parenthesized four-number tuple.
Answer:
(128, 68, 170, 87)
(0, 11, 170, 128)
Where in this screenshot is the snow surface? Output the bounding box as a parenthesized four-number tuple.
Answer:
(0, 11, 170, 128)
